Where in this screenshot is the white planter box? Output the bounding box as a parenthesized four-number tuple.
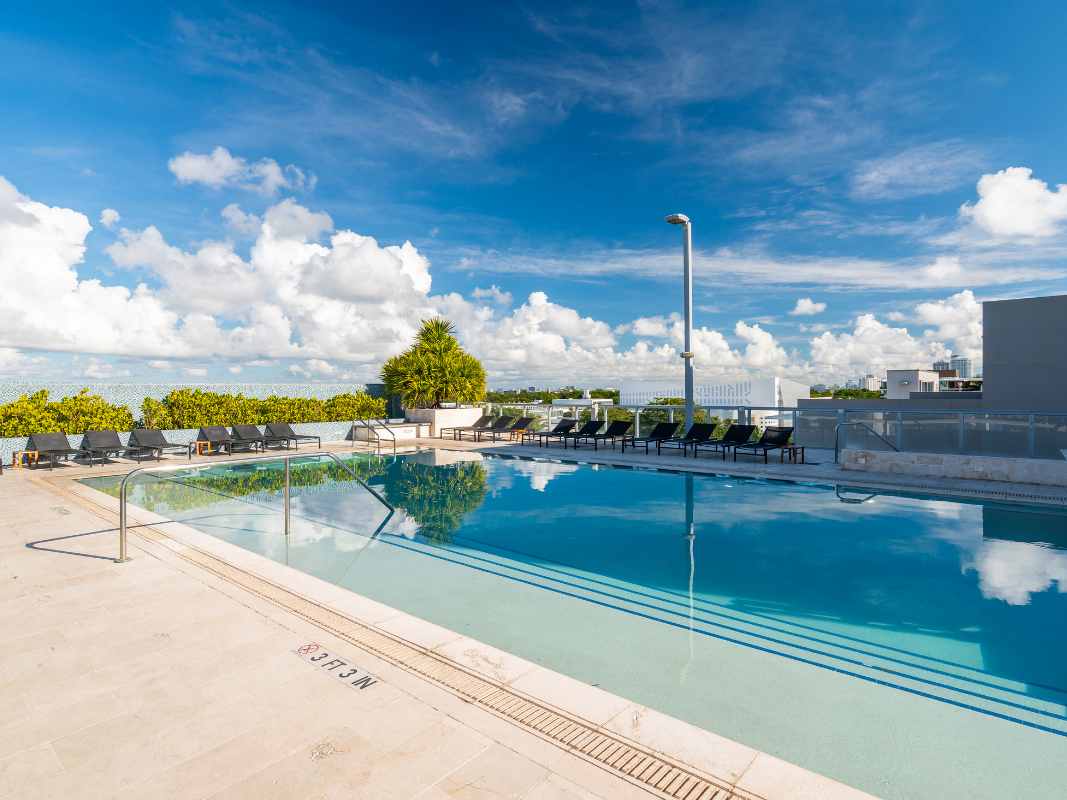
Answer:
(352, 423, 430, 441)
(404, 407, 484, 438)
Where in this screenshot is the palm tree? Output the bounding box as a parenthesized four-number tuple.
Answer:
(381, 318, 486, 409)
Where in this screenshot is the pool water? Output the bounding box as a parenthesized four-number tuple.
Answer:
(79, 449, 1067, 799)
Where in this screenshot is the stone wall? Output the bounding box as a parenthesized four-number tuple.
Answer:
(840, 448, 1067, 487)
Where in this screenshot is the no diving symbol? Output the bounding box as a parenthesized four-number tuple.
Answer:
(297, 644, 319, 655)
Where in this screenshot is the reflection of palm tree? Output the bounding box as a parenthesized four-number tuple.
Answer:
(384, 461, 488, 546)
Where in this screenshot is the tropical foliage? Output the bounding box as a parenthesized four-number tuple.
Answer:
(384, 460, 488, 546)
(380, 318, 486, 408)
(140, 389, 386, 429)
(0, 389, 135, 437)
(0, 387, 387, 437)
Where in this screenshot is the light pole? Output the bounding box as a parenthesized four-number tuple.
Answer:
(665, 214, 694, 430)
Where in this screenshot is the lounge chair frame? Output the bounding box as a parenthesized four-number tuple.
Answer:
(441, 415, 494, 440)
(560, 420, 604, 448)
(265, 423, 321, 450)
(569, 419, 632, 451)
(733, 426, 795, 463)
(462, 415, 514, 442)
(534, 418, 579, 447)
(232, 424, 291, 451)
(620, 422, 680, 454)
(29, 432, 92, 470)
(656, 423, 718, 457)
(692, 424, 757, 460)
(83, 430, 150, 465)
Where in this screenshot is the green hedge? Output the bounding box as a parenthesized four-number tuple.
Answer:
(140, 389, 386, 430)
(0, 387, 387, 437)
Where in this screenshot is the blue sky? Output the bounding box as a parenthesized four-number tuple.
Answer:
(2, 1, 1066, 387)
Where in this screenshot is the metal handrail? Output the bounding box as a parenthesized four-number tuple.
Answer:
(834, 422, 899, 464)
(351, 418, 397, 457)
(115, 451, 394, 563)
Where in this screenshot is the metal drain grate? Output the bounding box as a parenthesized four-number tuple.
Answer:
(173, 546, 734, 800)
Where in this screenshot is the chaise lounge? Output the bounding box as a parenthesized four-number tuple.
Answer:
(129, 428, 187, 460)
(266, 422, 321, 450)
(477, 417, 535, 442)
(692, 424, 756, 460)
(232, 424, 290, 451)
(656, 423, 718, 457)
(462, 416, 513, 441)
(441, 415, 493, 440)
(732, 426, 795, 463)
(28, 432, 90, 470)
(560, 420, 604, 448)
(569, 419, 632, 450)
(84, 430, 151, 464)
(620, 422, 680, 454)
(533, 418, 578, 447)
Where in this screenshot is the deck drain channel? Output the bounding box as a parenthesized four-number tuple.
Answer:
(158, 542, 732, 800)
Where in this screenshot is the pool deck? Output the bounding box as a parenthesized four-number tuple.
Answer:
(12, 434, 1062, 800)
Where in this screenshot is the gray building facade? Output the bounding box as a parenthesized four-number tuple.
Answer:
(983, 294, 1067, 411)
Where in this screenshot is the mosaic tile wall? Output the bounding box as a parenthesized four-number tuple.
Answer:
(0, 382, 388, 407)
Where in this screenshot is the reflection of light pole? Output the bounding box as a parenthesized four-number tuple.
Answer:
(665, 214, 694, 431)
(680, 472, 695, 683)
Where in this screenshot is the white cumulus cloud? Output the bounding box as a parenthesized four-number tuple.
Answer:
(959, 167, 1067, 237)
(471, 285, 512, 306)
(788, 298, 826, 316)
(99, 208, 120, 230)
(168, 147, 314, 197)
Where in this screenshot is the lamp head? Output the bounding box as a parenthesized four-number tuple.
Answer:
(664, 213, 689, 225)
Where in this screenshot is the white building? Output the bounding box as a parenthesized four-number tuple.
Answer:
(860, 374, 881, 392)
(619, 377, 810, 408)
(886, 370, 939, 399)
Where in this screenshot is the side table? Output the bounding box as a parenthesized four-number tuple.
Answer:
(781, 444, 804, 464)
(13, 450, 38, 470)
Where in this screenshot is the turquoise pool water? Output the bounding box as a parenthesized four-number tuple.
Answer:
(79, 449, 1067, 799)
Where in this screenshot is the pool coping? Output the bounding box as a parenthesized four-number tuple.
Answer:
(32, 460, 882, 800)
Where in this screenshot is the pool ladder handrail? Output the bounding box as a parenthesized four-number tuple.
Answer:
(834, 422, 900, 464)
(351, 418, 397, 457)
(115, 451, 394, 563)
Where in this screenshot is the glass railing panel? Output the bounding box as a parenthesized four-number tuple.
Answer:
(900, 412, 959, 454)
(843, 411, 899, 452)
(795, 409, 836, 449)
(1034, 414, 1067, 461)
(963, 414, 1030, 458)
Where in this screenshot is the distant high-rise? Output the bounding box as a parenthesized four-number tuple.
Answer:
(949, 354, 972, 379)
(933, 357, 950, 371)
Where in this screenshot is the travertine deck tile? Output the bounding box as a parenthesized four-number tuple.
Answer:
(435, 743, 549, 799)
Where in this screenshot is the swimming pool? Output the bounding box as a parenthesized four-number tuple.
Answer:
(79, 449, 1067, 799)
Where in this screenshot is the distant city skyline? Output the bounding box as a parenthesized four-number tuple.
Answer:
(3, 1, 1065, 386)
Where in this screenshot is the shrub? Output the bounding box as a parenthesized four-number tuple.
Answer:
(380, 318, 486, 408)
(0, 389, 135, 437)
(140, 389, 386, 429)
(0, 386, 387, 437)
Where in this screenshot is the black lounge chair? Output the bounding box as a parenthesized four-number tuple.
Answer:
(657, 423, 718, 457)
(620, 422, 680, 454)
(478, 417, 535, 442)
(29, 432, 91, 470)
(561, 420, 604, 448)
(692, 424, 756, 460)
(534, 418, 578, 447)
(83, 430, 150, 465)
(191, 426, 259, 458)
(232, 424, 290, 450)
(466, 416, 514, 441)
(441, 415, 493, 440)
(733, 426, 795, 463)
(570, 419, 632, 450)
(266, 423, 320, 450)
(129, 428, 187, 460)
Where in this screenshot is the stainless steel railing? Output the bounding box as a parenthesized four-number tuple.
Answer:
(350, 418, 397, 457)
(115, 451, 394, 563)
(834, 422, 899, 464)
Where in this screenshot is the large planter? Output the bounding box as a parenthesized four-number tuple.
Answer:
(404, 407, 484, 438)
